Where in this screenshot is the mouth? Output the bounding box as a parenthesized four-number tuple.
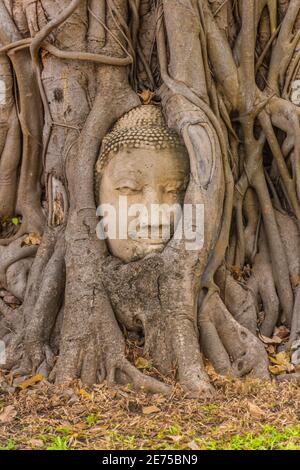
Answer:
(146, 239, 167, 245)
(133, 238, 167, 249)
(129, 232, 169, 245)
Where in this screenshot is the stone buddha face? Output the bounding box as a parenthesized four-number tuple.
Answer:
(96, 106, 190, 263)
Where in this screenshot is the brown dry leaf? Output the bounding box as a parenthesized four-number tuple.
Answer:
(0, 405, 17, 423)
(142, 405, 160, 415)
(79, 388, 93, 400)
(138, 89, 155, 105)
(135, 357, 152, 370)
(17, 374, 44, 390)
(274, 326, 290, 340)
(247, 401, 265, 418)
(205, 362, 222, 381)
(259, 333, 282, 345)
(169, 435, 182, 443)
(28, 439, 44, 448)
(266, 345, 276, 355)
(188, 440, 200, 450)
(21, 233, 41, 247)
(290, 274, 300, 287)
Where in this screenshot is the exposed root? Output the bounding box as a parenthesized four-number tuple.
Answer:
(0, 238, 38, 289)
(247, 234, 280, 337)
(6, 258, 33, 300)
(23, 229, 66, 376)
(215, 265, 257, 334)
(199, 291, 270, 380)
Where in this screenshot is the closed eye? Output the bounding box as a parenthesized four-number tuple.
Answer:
(165, 186, 186, 194)
(116, 186, 142, 195)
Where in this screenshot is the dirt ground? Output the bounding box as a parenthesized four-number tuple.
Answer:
(0, 367, 299, 450)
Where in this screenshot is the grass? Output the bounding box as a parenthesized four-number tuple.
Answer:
(0, 371, 299, 450)
(0, 439, 16, 450)
(195, 425, 300, 450)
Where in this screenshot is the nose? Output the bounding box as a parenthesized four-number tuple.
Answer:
(143, 187, 164, 208)
(138, 188, 172, 239)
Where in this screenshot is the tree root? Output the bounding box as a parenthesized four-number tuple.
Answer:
(247, 232, 280, 338)
(199, 291, 270, 379)
(0, 238, 38, 289)
(215, 265, 257, 334)
(23, 229, 66, 376)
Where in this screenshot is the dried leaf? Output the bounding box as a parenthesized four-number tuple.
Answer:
(290, 274, 300, 287)
(79, 388, 93, 400)
(269, 364, 288, 375)
(274, 326, 290, 340)
(188, 440, 200, 450)
(142, 405, 160, 415)
(247, 401, 265, 418)
(259, 333, 282, 345)
(269, 351, 291, 366)
(266, 345, 276, 355)
(135, 357, 152, 370)
(29, 439, 44, 448)
(17, 374, 44, 390)
(169, 435, 182, 443)
(138, 89, 155, 105)
(21, 233, 41, 247)
(0, 405, 17, 423)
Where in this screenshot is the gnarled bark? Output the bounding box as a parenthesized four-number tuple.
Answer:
(1, 0, 300, 398)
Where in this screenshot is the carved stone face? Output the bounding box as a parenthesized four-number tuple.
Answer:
(99, 146, 190, 262)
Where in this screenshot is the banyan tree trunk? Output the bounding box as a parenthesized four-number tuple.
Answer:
(0, 0, 300, 397)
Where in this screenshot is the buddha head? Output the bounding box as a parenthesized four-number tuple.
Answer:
(96, 105, 190, 262)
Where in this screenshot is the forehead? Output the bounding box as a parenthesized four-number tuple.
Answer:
(104, 147, 190, 179)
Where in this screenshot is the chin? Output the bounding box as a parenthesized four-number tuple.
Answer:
(136, 242, 167, 257)
(108, 241, 169, 263)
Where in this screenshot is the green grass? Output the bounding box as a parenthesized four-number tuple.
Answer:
(195, 425, 300, 450)
(46, 436, 71, 451)
(86, 414, 98, 426)
(0, 439, 16, 450)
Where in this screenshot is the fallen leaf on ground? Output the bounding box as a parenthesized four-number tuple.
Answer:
(17, 374, 44, 390)
(0, 405, 17, 423)
(270, 351, 291, 366)
(79, 388, 93, 400)
(142, 405, 160, 415)
(274, 326, 290, 340)
(21, 233, 41, 247)
(169, 435, 182, 443)
(266, 345, 276, 355)
(247, 401, 265, 418)
(188, 441, 200, 450)
(135, 357, 152, 370)
(28, 439, 44, 448)
(269, 364, 292, 375)
(259, 334, 282, 345)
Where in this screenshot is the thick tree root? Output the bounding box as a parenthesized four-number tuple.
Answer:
(215, 265, 257, 334)
(0, 227, 63, 375)
(199, 292, 270, 379)
(248, 249, 280, 338)
(0, 238, 37, 289)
